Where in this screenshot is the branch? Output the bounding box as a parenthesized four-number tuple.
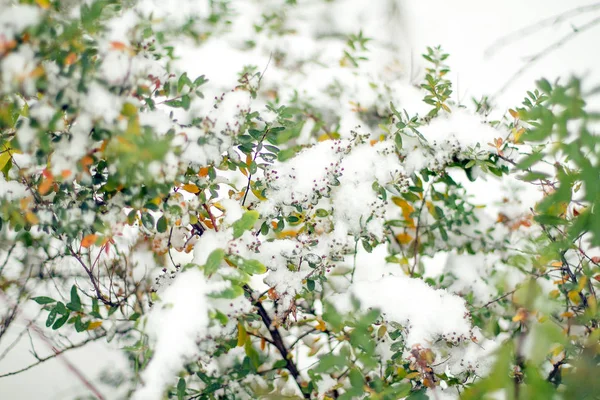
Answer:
(243, 285, 310, 399)
(0, 332, 107, 378)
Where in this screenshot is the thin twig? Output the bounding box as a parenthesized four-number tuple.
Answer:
(492, 15, 600, 100)
(485, 3, 600, 57)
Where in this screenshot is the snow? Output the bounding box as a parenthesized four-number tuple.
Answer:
(0, 5, 40, 40)
(332, 273, 472, 348)
(133, 269, 210, 400)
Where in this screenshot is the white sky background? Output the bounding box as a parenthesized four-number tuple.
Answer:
(1, 0, 599, 398)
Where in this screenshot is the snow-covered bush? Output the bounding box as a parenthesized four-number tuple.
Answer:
(0, 1, 598, 399)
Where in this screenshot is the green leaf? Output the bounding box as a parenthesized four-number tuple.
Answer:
(239, 259, 266, 275)
(209, 285, 244, 299)
(537, 78, 552, 93)
(315, 208, 329, 218)
(177, 377, 186, 400)
(52, 313, 70, 330)
(32, 296, 56, 305)
(46, 307, 59, 327)
(534, 214, 567, 226)
(204, 249, 225, 276)
(66, 285, 82, 312)
(516, 151, 545, 170)
(394, 133, 403, 150)
(156, 215, 168, 233)
(232, 210, 259, 238)
(519, 171, 549, 181)
(141, 212, 155, 230)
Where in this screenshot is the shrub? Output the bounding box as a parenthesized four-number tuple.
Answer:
(0, 1, 598, 399)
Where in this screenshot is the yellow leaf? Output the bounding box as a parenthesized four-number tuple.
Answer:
(377, 325, 387, 338)
(508, 109, 519, 119)
(512, 308, 528, 322)
(391, 197, 415, 227)
(577, 276, 588, 292)
(276, 230, 299, 239)
(315, 319, 326, 332)
(550, 261, 562, 267)
(568, 290, 581, 305)
(0, 147, 11, 171)
(549, 289, 560, 299)
(251, 187, 267, 201)
(35, 0, 50, 9)
(25, 211, 39, 225)
(182, 183, 200, 194)
(396, 233, 413, 245)
(560, 311, 574, 318)
(405, 372, 421, 380)
(87, 321, 103, 330)
(81, 234, 98, 248)
(237, 322, 248, 347)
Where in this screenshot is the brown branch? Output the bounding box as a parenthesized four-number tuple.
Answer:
(202, 203, 219, 232)
(68, 245, 118, 307)
(243, 285, 309, 399)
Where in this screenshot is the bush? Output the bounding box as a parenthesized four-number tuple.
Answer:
(0, 1, 599, 399)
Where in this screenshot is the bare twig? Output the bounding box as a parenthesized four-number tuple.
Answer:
(485, 3, 600, 57)
(492, 14, 600, 99)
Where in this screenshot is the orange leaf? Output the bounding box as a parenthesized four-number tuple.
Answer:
(64, 52, 77, 66)
(38, 174, 54, 195)
(182, 183, 200, 193)
(80, 155, 94, 172)
(61, 169, 72, 179)
(560, 311, 574, 318)
(396, 233, 413, 245)
(110, 41, 127, 51)
(81, 234, 98, 248)
(260, 337, 266, 351)
(508, 109, 519, 119)
(198, 167, 209, 177)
